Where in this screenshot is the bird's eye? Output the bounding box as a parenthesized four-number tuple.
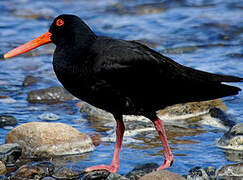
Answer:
(56, 19, 64, 26)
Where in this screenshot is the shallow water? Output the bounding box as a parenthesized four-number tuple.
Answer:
(0, 0, 243, 175)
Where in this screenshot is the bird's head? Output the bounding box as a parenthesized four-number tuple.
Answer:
(1, 14, 96, 59)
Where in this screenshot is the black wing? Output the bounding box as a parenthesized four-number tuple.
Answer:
(91, 37, 242, 112)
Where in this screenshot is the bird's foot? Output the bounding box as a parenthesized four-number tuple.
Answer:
(157, 157, 174, 171)
(84, 164, 118, 173)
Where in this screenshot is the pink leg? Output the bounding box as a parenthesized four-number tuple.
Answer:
(153, 118, 174, 170)
(85, 120, 125, 173)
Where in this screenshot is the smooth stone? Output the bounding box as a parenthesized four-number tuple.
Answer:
(39, 113, 60, 121)
(216, 123, 243, 150)
(22, 75, 37, 87)
(126, 163, 158, 179)
(27, 86, 76, 104)
(0, 143, 22, 166)
(5, 122, 95, 158)
(139, 170, 185, 180)
(0, 115, 18, 128)
(0, 161, 6, 175)
(217, 163, 243, 179)
(11, 161, 55, 180)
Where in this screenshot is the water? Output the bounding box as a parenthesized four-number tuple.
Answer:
(0, 0, 243, 175)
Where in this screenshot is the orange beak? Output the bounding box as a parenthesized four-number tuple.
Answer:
(1, 31, 52, 59)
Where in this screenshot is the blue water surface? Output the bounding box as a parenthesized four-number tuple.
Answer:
(0, 0, 243, 175)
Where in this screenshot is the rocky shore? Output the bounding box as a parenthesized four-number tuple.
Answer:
(0, 85, 242, 179)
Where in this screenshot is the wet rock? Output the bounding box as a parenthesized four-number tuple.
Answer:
(80, 102, 114, 121)
(216, 123, 243, 150)
(0, 115, 18, 128)
(5, 122, 95, 158)
(0, 161, 6, 175)
(106, 173, 129, 180)
(39, 113, 60, 121)
(80, 102, 206, 146)
(53, 164, 84, 179)
(139, 170, 185, 180)
(22, 75, 37, 87)
(0, 143, 22, 166)
(27, 86, 76, 104)
(184, 166, 216, 180)
(126, 163, 158, 179)
(157, 99, 226, 122)
(81, 170, 110, 180)
(208, 107, 235, 128)
(11, 161, 55, 180)
(217, 163, 243, 179)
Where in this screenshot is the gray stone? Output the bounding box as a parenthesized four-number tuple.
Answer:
(216, 123, 243, 150)
(217, 163, 243, 179)
(27, 86, 76, 104)
(0, 143, 22, 166)
(184, 166, 216, 180)
(0, 115, 18, 128)
(39, 113, 60, 121)
(126, 163, 159, 180)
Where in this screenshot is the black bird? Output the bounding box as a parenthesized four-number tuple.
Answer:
(1, 14, 242, 173)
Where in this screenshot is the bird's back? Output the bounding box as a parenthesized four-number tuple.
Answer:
(89, 37, 242, 115)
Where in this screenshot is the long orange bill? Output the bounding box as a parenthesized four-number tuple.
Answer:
(1, 31, 52, 60)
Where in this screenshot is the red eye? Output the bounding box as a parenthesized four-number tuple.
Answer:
(56, 19, 64, 26)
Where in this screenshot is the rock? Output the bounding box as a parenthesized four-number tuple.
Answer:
(184, 166, 216, 180)
(126, 163, 158, 180)
(81, 170, 110, 180)
(216, 123, 243, 150)
(139, 170, 185, 180)
(11, 161, 54, 180)
(22, 76, 37, 87)
(80, 99, 226, 125)
(5, 122, 95, 158)
(27, 86, 76, 104)
(0, 143, 22, 166)
(107, 173, 129, 180)
(0, 161, 6, 175)
(217, 163, 243, 179)
(39, 113, 60, 121)
(53, 164, 84, 179)
(0, 115, 18, 128)
(200, 107, 235, 130)
(157, 99, 226, 122)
